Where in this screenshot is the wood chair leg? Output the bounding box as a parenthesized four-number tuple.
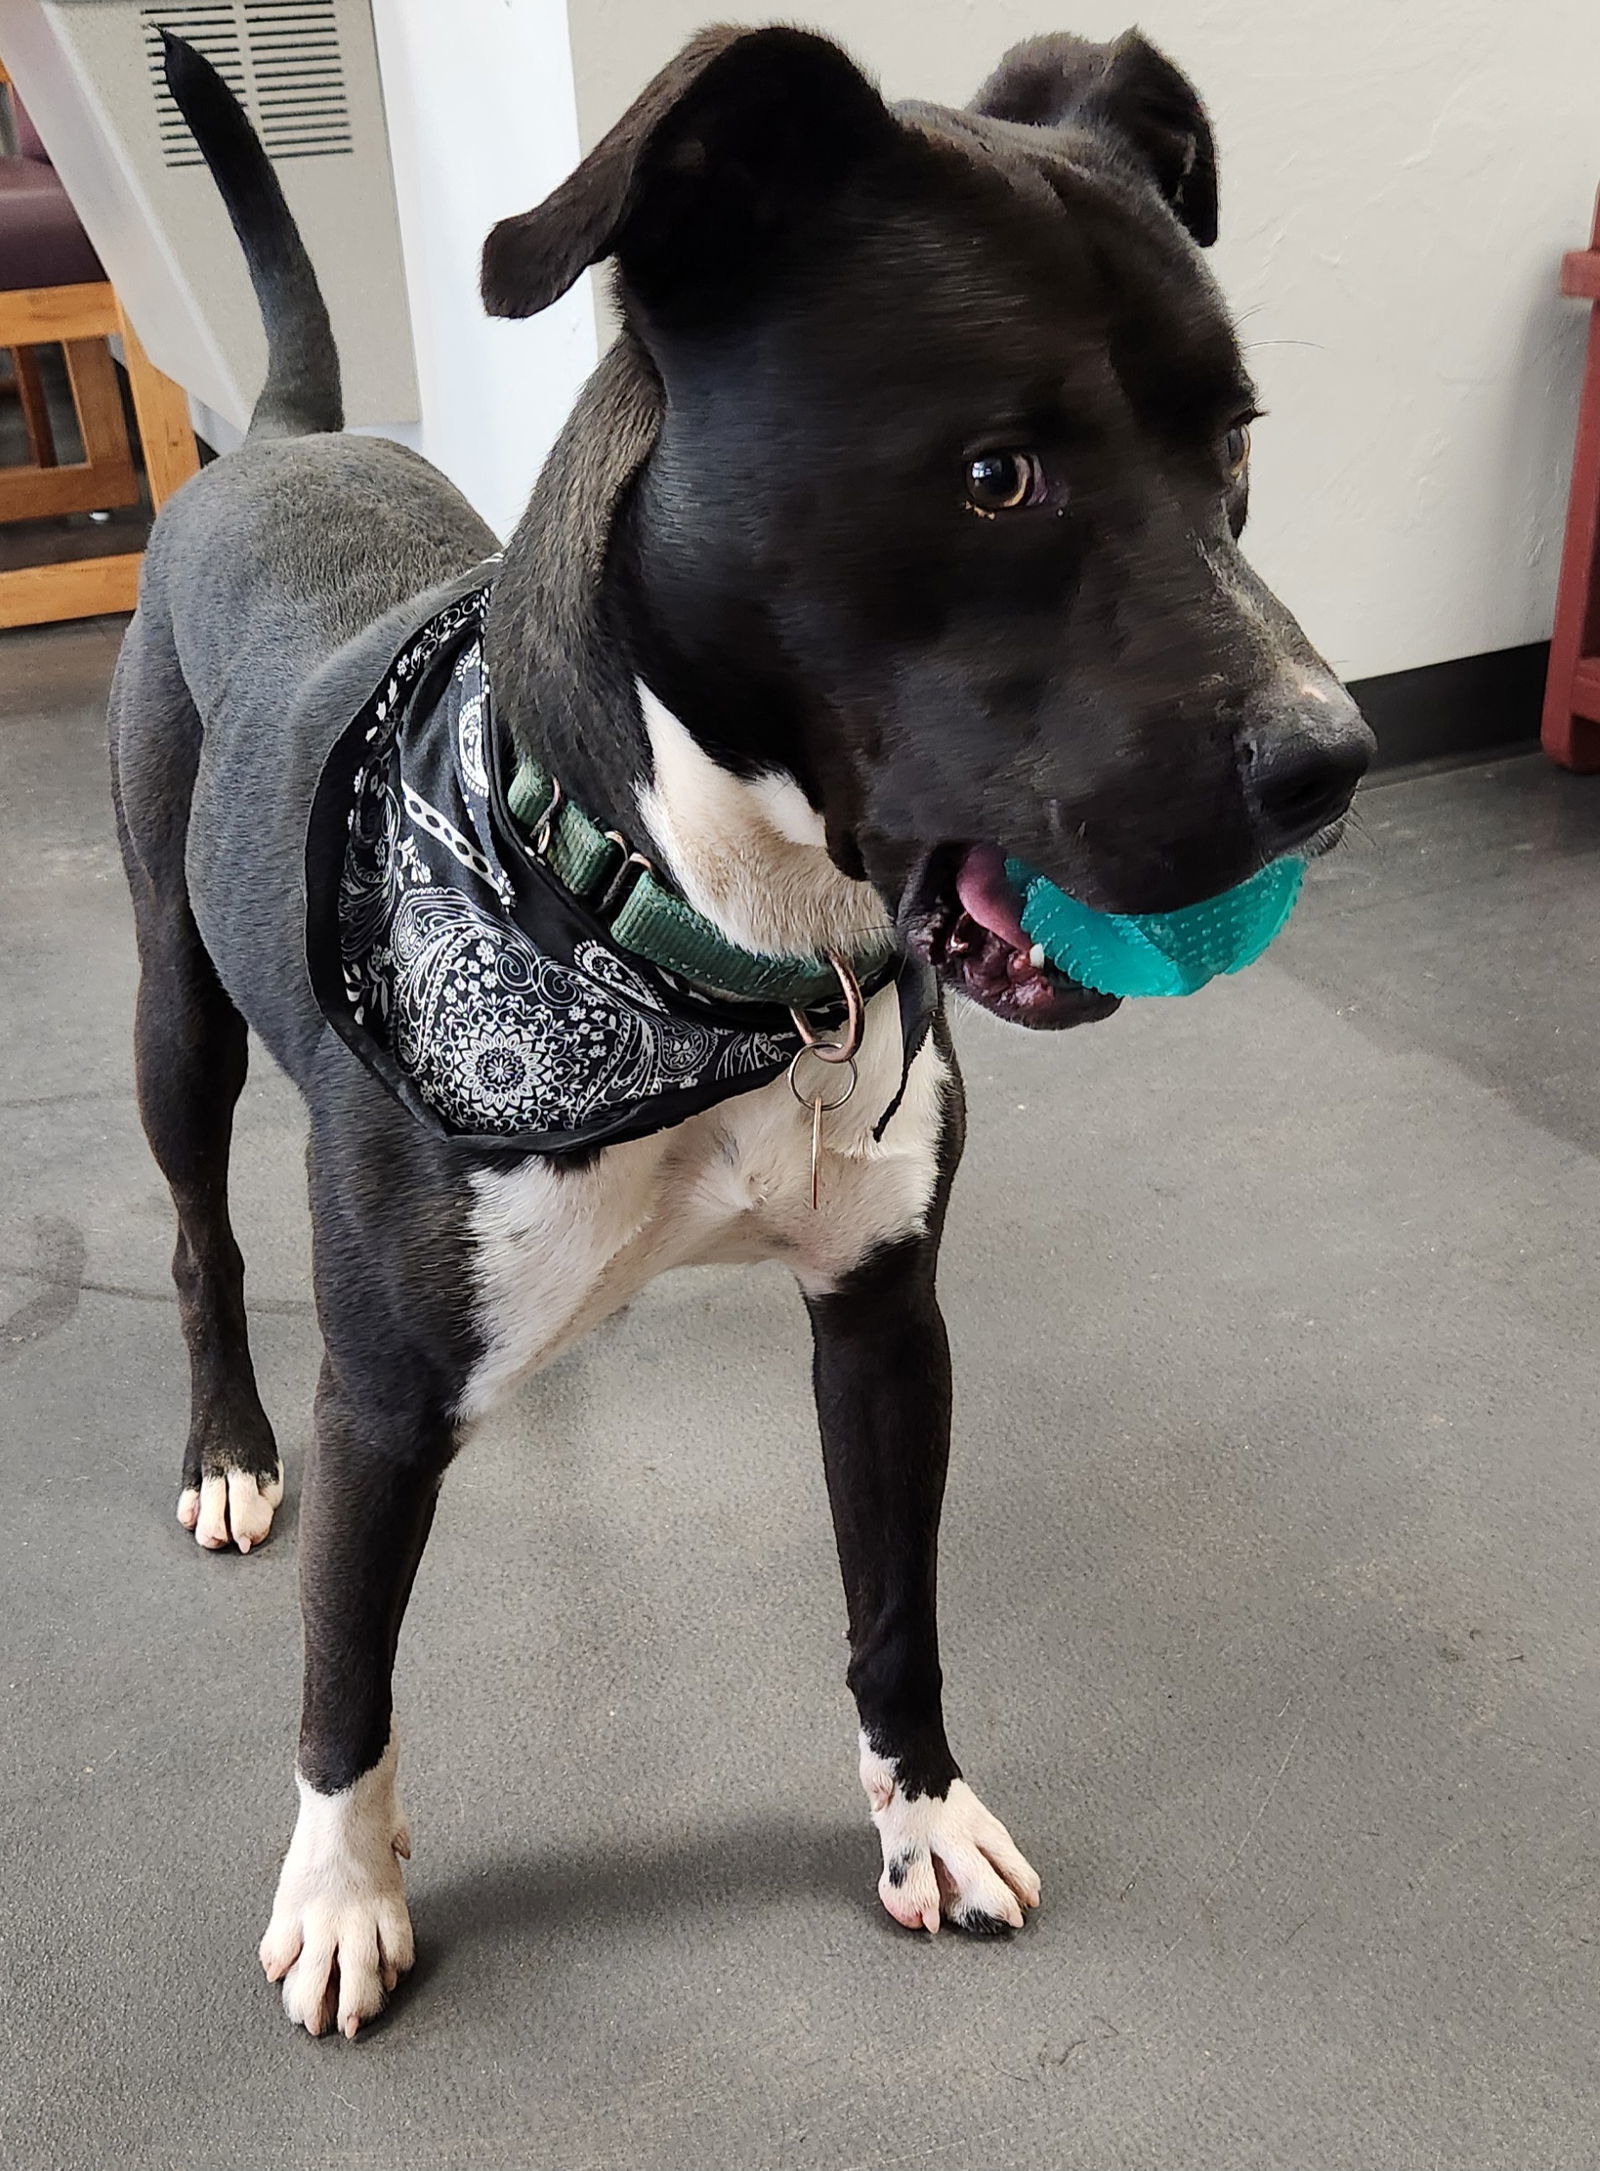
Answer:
(11, 345, 54, 467)
(0, 285, 200, 627)
(62, 337, 138, 502)
(115, 303, 199, 510)
(0, 334, 139, 522)
(0, 552, 142, 630)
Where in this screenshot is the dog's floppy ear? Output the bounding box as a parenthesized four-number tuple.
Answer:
(971, 30, 1218, 247)
(483, 25, 895, 320)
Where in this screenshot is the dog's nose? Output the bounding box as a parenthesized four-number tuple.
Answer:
(1240, 677, 1373, 855)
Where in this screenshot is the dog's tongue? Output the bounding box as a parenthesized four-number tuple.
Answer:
(955, 844, 1029, 952)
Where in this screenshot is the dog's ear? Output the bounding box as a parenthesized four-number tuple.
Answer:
(483, 26, 895, 320)
(971, 30, 1218, 247)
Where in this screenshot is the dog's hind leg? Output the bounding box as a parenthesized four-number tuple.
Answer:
(110, 629, 283, 1552)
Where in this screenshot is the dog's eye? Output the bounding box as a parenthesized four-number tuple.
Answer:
(1224, 423, 1251, 478)
(965, 450, 1046, 515)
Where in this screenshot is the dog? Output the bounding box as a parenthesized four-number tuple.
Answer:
(110, 27, 1371, 2038)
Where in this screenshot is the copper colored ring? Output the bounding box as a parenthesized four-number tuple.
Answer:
(791, 950, 865, 1064)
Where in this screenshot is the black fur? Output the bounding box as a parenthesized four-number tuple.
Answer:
(113, 26, 1371, 1997)
(806, 1032, 965, 1806)
(480, 28, 897, 323)
(484, 335, 661, 836)
(971, 30, 1219, 245)
(480, 27, 1368, 951)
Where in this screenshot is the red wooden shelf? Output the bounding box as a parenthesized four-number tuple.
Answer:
(1561, 248, 1600, 302)
(1570, 657, 1600, 724)
(1545, 187, 1600, 770)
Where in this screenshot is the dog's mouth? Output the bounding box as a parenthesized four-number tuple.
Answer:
(899, 843, 1121, 1031)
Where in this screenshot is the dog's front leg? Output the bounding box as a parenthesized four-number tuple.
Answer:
(258, 1357, 453, 2036)
(805, 1236, 1041, 1936)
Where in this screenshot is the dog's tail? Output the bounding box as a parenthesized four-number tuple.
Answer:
(161, 31, 342, 439)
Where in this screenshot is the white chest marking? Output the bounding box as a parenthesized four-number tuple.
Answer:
(461, 989, 947, 1421)
(634, 688, 892, 957)
(459, 690, 945, 1423)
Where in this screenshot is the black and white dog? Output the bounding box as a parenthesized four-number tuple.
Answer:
(111, 28, 1370, 2037)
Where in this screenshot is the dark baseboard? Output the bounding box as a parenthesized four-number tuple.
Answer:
(1351, 642, 1548, 771)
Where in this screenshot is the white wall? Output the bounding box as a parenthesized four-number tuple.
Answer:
(369, 0, 597, 544)
(564, 0, 1598, 683)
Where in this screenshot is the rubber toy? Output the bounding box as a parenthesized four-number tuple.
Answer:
(1005, 854, 1304, 999)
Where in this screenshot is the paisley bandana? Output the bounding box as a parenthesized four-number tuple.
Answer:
(306, 571, 927, 1157)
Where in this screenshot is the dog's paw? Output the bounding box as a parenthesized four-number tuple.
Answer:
(259, 1742, 414, 2038)
(177, 1464, 284, 1552)
(860, 1740, 1041, 1935)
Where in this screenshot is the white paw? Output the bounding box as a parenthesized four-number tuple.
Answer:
(258, 1736, 414, 2038)
(178, 1467, 284, 1553)
(860, 1737, 1041, 1935)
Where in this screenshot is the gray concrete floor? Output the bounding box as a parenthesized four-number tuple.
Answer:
(3, 617, 1599, 2171)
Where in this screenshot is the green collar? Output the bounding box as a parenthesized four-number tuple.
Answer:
(506, 754, 899, 1012)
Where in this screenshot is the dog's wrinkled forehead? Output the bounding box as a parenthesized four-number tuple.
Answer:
(876, 98, 1246, 440)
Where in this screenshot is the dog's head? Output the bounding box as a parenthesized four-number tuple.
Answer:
(484, 25, 1372, 1029)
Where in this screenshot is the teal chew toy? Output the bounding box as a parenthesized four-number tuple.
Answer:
(1005, 854, 1304, 999)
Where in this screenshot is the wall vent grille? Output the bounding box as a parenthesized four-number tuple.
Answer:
(141, 1, 353, 166)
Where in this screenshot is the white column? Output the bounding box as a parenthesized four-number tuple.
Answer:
(369, 0, 599, 542)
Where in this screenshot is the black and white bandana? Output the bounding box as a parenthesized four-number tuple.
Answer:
(305, 569, 830, 1156)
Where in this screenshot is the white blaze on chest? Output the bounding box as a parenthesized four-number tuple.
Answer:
(633, 687, 892, 958)
(461, 992, 947, 1421)
(458, 691, 947, 1422)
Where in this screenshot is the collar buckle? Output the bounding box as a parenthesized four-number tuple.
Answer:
(596, 831, 656, 919)
(532, 775, 563, 858)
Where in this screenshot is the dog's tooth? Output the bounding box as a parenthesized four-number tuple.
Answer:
(1029, 943, 1046, 970)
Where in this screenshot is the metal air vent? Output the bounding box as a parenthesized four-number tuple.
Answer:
(0, 0, 416, 431)
(141, 0, 352, 167)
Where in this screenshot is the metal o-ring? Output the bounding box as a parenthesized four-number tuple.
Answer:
(788, 1046, 858, 1112)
